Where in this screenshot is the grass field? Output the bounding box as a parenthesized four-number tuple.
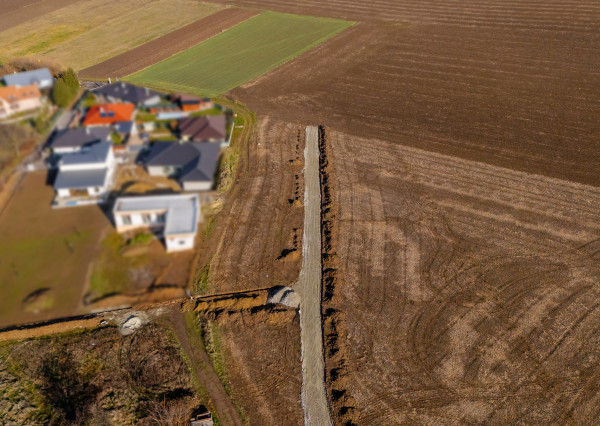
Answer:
(0, 0, 223, 70)
(126, 11, 353, 96)
(0, 172, 109, 327)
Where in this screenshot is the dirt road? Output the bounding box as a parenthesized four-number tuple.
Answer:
(295, 126, 331, 426)
(168, 309, 242, 426)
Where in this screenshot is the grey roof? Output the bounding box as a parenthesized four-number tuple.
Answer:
(3, 68, 53, 87)
(54, 168, 108, 190)
(60, 142, 111, 166)
(113, 194, 199, 235)
(50, 127, 111, 150)
(179, 115, 226, 141)
(145, 142, 220, 183)
(114, 121, 135, 134)
(94, 82, 161, 104)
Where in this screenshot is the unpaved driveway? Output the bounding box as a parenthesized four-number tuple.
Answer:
(295, 126, 332, 426)
(168, 309, 242, 426)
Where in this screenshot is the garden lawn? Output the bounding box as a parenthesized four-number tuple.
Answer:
(0, 172, 109, 327)
(126, 11, 354, 97)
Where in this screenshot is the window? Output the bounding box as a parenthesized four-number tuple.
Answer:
(142, 214, 151, 224)
(156, 213, 166, 223)
(179, 240, 186, 245)
(121, 215, 132, 225)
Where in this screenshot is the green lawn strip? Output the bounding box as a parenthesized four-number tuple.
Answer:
(126, 11, 354, 96)
(88, 232, 141, 299)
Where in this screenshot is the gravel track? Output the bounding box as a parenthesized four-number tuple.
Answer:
(296, 126, 331, 426)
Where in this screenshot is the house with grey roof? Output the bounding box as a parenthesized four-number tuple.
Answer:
(94, 82, 161, 106)
(49, 127, 111, 154)
(178, 115, 226, 143)
(53, 142, 115, 205)
(143, 141, 220, 192)
(112, 194, 200, 252)
(3, 68, 54, 89)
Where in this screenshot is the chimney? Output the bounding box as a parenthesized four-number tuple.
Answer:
(121, 82, 125, 88)
(145, 88, 149, 95)
(86, 127, 90, 135)
(108, 77, 111, 84)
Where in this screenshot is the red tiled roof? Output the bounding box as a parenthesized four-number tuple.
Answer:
(83, 103, 135, 126)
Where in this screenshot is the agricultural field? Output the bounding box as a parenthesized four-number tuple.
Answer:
(0, 172, 109, 328)
(126, 11, 353, 97)
(79, 8, 260, 79)
(0, 0, 223, 70)
(320, 129, 600, 423)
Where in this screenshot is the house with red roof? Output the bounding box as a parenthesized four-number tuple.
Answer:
(83, 103, 135, 126)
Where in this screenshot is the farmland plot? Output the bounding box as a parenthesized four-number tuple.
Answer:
(0, 0, 223, 70)
(322, 130, 600, 424)
(126, 11, 353, 97)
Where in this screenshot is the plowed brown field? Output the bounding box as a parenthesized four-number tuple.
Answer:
(207, 0, 600, 423)
(231, 18, 600, 186)
(79, 8, 259, 79)
(215, 310, 303, 425)
(319, 129, 600, 423)
(200, 118, 305, 292)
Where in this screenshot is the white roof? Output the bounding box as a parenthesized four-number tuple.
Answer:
(113, 194, 199, 235)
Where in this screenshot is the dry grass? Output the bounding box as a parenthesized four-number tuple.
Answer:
(115, 165, 182, 195)
(0, 0, 224, 70)
(0, 172, 109, 327)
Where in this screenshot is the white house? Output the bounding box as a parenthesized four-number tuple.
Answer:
(112, 194, 200, 252)
(53, 142, 115, 203)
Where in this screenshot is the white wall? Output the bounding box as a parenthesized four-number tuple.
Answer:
(183, 181, 212, 192)
(165, 235, 194, 252)
(143, 95, 161, 106)
(147, 166, 166, 176)
(15, 98, 42, 113)
(57, 188, 71, 198)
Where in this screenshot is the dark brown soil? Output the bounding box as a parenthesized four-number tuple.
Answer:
(198, 118, 305, 292)
(79, 8, 259, 79)
(207, 309, 304, 425)
(209, 1, 600, 423)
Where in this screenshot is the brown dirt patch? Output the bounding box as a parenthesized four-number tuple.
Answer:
(79, 8, 260, 79)
(208, 309, 303, 425)
(0, 0, 79, 32)
(198, 118, 304, 292)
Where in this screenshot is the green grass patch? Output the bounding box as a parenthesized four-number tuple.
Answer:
(13, 25, 89, 58)
(88, 232, 135, 298)
(127, 11, 354, 96)
(189, 107, 223, 117)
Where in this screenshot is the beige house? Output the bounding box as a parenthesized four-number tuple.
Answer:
(0, 84, 42, 119)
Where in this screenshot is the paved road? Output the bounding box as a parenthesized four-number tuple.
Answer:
(296, 126, 332, 426)
(54, 108, 75, 131)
